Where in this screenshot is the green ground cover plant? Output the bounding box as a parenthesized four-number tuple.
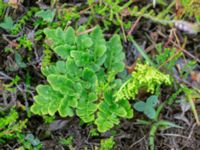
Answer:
(0, 16, 14, 31)
(30, 25, 175, 135)
(0, 108, 26, 143)
(1, 1, 200, 149)
(100, 136, 115, 150)
(134, 95, 158, 119)
(31, 26, 133, 132)
(115, 63, 172, 101)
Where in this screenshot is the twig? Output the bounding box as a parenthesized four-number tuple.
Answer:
(158, 133, 188, 139)
(2, 34, 19, 48)
(118, 14, 127, 42)
(128, 17, 141, 36)
(79, 2, 98, 15)
(158, 48, 182, 69)
(180, 123, 196, 150)
(77, 27, 96, 36)
(129, 135, 146, 148)
(164, 29, 174, 48)
(0, 71, 12, 80)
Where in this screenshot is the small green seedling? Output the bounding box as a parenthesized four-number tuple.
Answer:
(15, 52, 27, 68)
(89, 128, 99, 137)
(59, 136, 73, 146)
(0, 16, 14, 31)
(16, 133, 42, 150)
(134, 95, 158, 119)
(18, 35, 33, 51)
(0, 108, 27, 144)
(35, 9, 56, 22)
(100, 137, 115, 150)
(25, 134, 41, 147)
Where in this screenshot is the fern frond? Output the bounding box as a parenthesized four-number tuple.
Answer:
(31, 26, 132, 132)
(95, 91, 133, 132)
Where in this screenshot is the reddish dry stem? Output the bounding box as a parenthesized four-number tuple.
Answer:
(128, 17, 141, 36)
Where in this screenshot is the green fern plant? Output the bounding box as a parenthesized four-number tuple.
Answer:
(115, 63, 172, 101)
(31, 26, 133, 132)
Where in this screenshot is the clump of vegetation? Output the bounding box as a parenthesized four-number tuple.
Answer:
(1, 1, 199, 149)
(180, 0, 200, 19)
(11, 7, 39, 35)
(100, 136, 115, 150)
(30, 26, 173, 134)
(155, 44, 182, 71)
(0, 108, 42, 149)
(31, 26, 133, 132)
(0, 108, 26, 143)
(116, 63, 172, 100)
